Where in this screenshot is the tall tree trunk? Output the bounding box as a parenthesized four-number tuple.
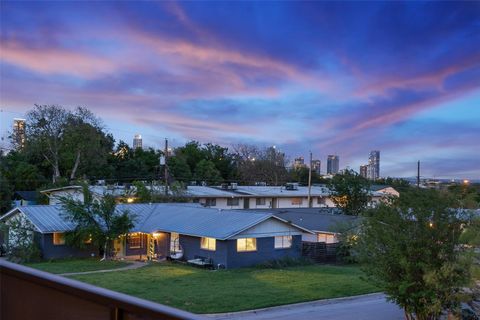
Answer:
(70, 150, 81, 180)
(101, 240, 108, 261)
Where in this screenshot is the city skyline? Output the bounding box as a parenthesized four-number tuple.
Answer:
(1, 2, 479, 179)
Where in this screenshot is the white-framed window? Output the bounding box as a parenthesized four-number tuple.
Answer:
(274, 235, 292, 249)
(53, 232, 65, 245)
(128, 233, 142, 248)
(227, 198, 239, 206)
(291, 198, 303, 205)
(256, 198, 266, 205)
(237, 238, 257, 252)
(317, 197, 326, 205)
(170, 232, 180, 252)
(200, 237, 216, 251)
(205, 198, 216, 207)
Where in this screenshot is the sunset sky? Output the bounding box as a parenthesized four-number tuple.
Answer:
(1, 1, 479, 179)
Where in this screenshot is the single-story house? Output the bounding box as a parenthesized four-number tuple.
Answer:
(269, 208, 361, 243)
(41, 185, 136, 205)
(0, 203, 312, 268)
(186, 184, 337, 209)
(40, 183, 393, 210)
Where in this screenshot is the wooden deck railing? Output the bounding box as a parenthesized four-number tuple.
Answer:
(0, 259, 206, 320)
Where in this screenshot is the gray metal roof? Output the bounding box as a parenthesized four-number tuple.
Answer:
(185, 185, 331, 198)
(268, 208, 360, 233)
(1, 203, 304, 240)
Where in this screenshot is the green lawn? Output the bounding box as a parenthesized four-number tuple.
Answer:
(25, 258, 131, 274)
(71, 263, 378, 314)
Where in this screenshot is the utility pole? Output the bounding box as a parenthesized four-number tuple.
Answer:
(164, 138, 169, 196)
(307, 151, 312, 208)
(417, 160, 420, 188)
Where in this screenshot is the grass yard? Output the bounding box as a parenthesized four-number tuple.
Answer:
(25, 258, 131, 274)
(71, 262, 378, 314)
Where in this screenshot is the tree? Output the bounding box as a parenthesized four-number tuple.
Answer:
(0, 215, 41, 263)
(327, 169, 371, 215)
(110, 141, 161, 182)
(233, 144, 289, 185)
(60, 185, 135, 260)
(167, 156, 192, 182)
(0, 173, 13, 214)
(357, 189, 472, 320)
(194, 159, 223, 185)
(26, 104, 69, 183)
(61, 107, 114, 180)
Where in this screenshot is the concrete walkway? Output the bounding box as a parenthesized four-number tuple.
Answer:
(207, 293, 403, 320)
(59, 261, 148, 276)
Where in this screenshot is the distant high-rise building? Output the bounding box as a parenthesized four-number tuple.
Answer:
(293, 157, 305, 169)
(133, 134, 142, 150)
(312, 160, 321, 175)
(327, 155, 339, 174)
(12, 118, 26, 149)
(359, 165, 368, 178)
(367, 150, 380, 180)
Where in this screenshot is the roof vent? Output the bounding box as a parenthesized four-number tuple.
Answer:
(221, 183, 229, 189)
(230, 182, 238, 190)
(285, 183, 298, 190)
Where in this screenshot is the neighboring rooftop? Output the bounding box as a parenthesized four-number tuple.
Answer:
(269, 208, 360, 233)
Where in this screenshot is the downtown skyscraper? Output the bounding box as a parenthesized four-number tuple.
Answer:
(367, 150, 380, 180)
(327, 155, 339, 174)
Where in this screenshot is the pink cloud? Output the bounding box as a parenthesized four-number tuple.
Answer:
(1, 41, 117, 78)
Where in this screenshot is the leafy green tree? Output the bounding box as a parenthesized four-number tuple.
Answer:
(0, 173, 13, 214)
(167, 156, 192, 182)
(61, 108, 114, 180)
(174, 141, 206, 175)
(109, 141, 161, 182)
(327, 169, 371, 215)
(0, 216, 41, 263)
(60, 185, 135, 260)
(194, 159, 223, 185)
(357, 189, 472, 320)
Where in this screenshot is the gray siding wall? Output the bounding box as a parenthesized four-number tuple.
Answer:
(179, 235, 228, 267)
(226, 235, 302, 268)
(179, 234, 302, 269)
(40, 233, 97, 260)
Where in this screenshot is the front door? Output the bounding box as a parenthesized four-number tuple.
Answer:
(243, 198, 250, 209)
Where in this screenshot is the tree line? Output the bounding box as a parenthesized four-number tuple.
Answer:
(0, 104, 327, 213)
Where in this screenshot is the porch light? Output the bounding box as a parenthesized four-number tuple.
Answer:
(127, 197, 135, 203)
(152, 232, 162, 238)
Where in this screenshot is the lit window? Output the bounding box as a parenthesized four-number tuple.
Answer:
(256, 198, 266, 205)
(227, 198, 239, 206)
(274, 236, 292, 249)
(200, 237, 216, 251)
(128, 233, 142, 248)
(170, 232, 181, 252)
(205, 198, 216, 207)
(53, 232, 65, 245)
(291, 198, 303, 205)
(237, 238, 257, 252)
(317, 233, 337, 243)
